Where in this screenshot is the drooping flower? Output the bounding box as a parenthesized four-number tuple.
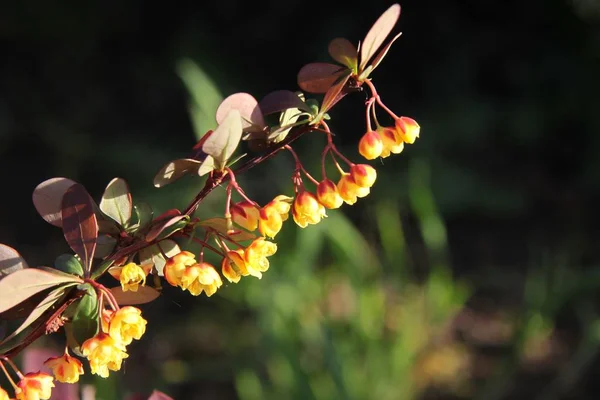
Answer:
(292, 191, 326, 228)
(258, 195, 292, 238)
(221, 249, 248, 283)
(317, 179, 344, 209)
(164, 251, 197, 288)
(395, 116, 420, 144)
(379, 127, 404, 158)
(231, 201, 260, 231)
(101, 309, 114, 333)
(81, 333, 129, 378)
(0, 387, 9, 400)
(244, 238, 277, 279)
(15, 372, 54, 400)
(358, 130, 383, 160)
(350, 164, 377, 188)
(43, 353, 84, 384)
(107, 306, 147, 345)
(117, 263, 148, 292)
(337, 173, 370, 205)
(180, 262, 222, 297)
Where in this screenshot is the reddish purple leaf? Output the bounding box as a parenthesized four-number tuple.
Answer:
(259, 90, 311, 116)
(297, 63, 347, 93)
(320, 71, 352, 114)
(145, 210, 187, 242)
(369, 32, 402, 72)
(153, 158, 202, 188)
(62, 184, 98, 274)
(0, 244, 28, 278)
(359, 4, 401, 70)
(32, 177, 77, 227)
(328, 38, 358, 70)
(215, 93, 265, 132)
(148, 390, 174, 400)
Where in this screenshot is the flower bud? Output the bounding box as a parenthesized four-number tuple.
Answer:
(43, 353, 84, 384)
(395, 116, 420, 144)
(337, 174, 370, 205)
(292, 191, 326, 228)
(350, 164, 377, 188)
(379, 127, 404, 157)
(258, 195, 292, 238)
(317, 179, 343, 209)
(231, 201, 260, 231)
(358, 130, 383, 160)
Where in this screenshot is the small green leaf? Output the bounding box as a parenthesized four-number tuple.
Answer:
(54, 254, 84, 277)
(71, 284, 99, 345)
(100, 178, 133, 228)
(202, 109, 243, 171)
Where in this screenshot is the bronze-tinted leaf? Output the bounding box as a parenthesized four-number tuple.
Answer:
(0, 268, 81, 313)
(100, 178, 132, 227)
(202, 109, 243, 171)
(153, 159, 202, 188)
(148, 390, 174, 400)
(328, 38, 358, 71)
(199, 218, 256, 242)
(62, 184, 98, 275)
(359, 3, 401, 70)
(368, 32, 402, 73)
(297, 63, 346, 93)
(0, 244, 28, 278)
(32, 177, 77, 227)
(258, 90, 311, 116)
(215, 92, 265, 133)
(146, 212, 188, 242)
(110, 285, 160, 305)
(320, 70, 352, 114)
(94, 235, 117, 259)
(139, 240, 181, 276)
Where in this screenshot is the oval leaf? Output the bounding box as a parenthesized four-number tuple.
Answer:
(297, 63, 346, 93)
(32, 177, 77, 227)
(54, 254, 84, 277)
(94, 235, 117, 259)
(0, 268, 81, 313)
(369, 32, 402, 72)
(62, 184, 98, 274)
(0, 244, 28, 278)
(328, 38, 358, 70)
(359, 3, 401, 70)
(258, 90, 311, 116)
(320, 71, 352, 114)
(100, 178, 132, 227)
(153, 159, 202, 188)
(71, 284, 99, 345)
(202, 109, 243, 171)
(215, 93, 265, 132)
(131, 202, 154, 231)
(110, 285, 160, 305)
(197, 155, 216, 177)
(146, 214, 189, 242)
(139, 240, 181, 276)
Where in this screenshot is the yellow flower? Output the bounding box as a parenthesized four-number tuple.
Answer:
(0, 387, 9, 400)
(117, 263, 147, 292)
(164, 251, 196, 288)
(81, 333, 129, 378)
(108, 306, 147, 345)
(244, 238, 277, 279)
(350, 164, 377, 188)
(43, 353, 84, 384)
(379, 127, 404, 158)
(181, 262, 222, 297)
(316, 179, 344, 209)
(337, 174, 370, 205)
(358, 130, 383, 160)
(258, 195, 292, 238)
(231, 201, 260, 231)
(292, 191, 326, 228)
(15, 372, 54, 400)
(395, 116, 420, 144)
(221, 249, 248, 283)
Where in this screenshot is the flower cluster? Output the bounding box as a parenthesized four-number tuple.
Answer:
(359, 116, 420, 160)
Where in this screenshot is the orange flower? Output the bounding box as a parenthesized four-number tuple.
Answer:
(101, 309, 114, 333)
(350, 164, 377, 188)
(231, 201, 260, 231)
(181, 262, 222, 297)
(244, 238, 277, 278)
(43, 353, 84, 384)
(81, 333, 129, 378)
(15, 372, 54, 400)
(358, 130, 383, 160)
(258, 195, 292, 238)
(337, 174, 370, 205)
(108, 306, 147, 345)
(317, 179, 343, 209)
(164, 251, 196, 288)
(395, 116, 420, 144)
(379, 127, 404, 158)
(0, 387, 9, 400)
(292, 191, 326, 228)
(221, 249, 248, 283)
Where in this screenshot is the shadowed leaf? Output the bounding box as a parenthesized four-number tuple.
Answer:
(0, 268, 81, 313)
(148, 390, 174, 400)
(320, 71, 352, 113)
(139, 240, 181, 276)
(154, 159, 202, 188)
(71, 284, 99, 345)
(130, 202, 154, 232)
(62, 184, 98, 274)
(146, 211, 189, 242)
(0, 244, 28, 278)
(259, 90, 311, 115)
(369, 32, 402, 72)
(100, 178, 132, 227)
(95, 235, 117, 259)
(110, 285, 160, 305)
(328, 38, 358, 70)
(32, 177, 77, 227)
(202, 109, 243, 171)
(216, 93, 265, 132)
(359, 3, 401, 70)
(199, 218, 256, 242)
(54, 254, 84, 277)
(297, 63, 346, 93)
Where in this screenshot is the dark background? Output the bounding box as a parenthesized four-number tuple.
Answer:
(1, 0, 600, 399)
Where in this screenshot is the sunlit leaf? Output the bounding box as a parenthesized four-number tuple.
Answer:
(0, 244, 28, 278)
(202, 109, 243, 171)
(320, 70, 352, 114)
(153, 159, 202, 188)
(71, 284, 99, 345)
(100, 178, 132, 227)
(148, 390, 174, 400)
(139, 240, 180, 276)
(258, 90, 311, 116)
(54, 254, 84, 277)
(199, 218, 256, 242)
(369, 32, 402, 72)
(32, 177, 77, 227)
(109, 285, 160, 306)
(328, 38, 358, 71)
(297, 63, 346, 93)
(0, 268, 81, 314)
(62, 184, 98, 274)
(197, 155, 216, 177)
(359, 3, 401, 70)
(216, 92, 265, 133)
